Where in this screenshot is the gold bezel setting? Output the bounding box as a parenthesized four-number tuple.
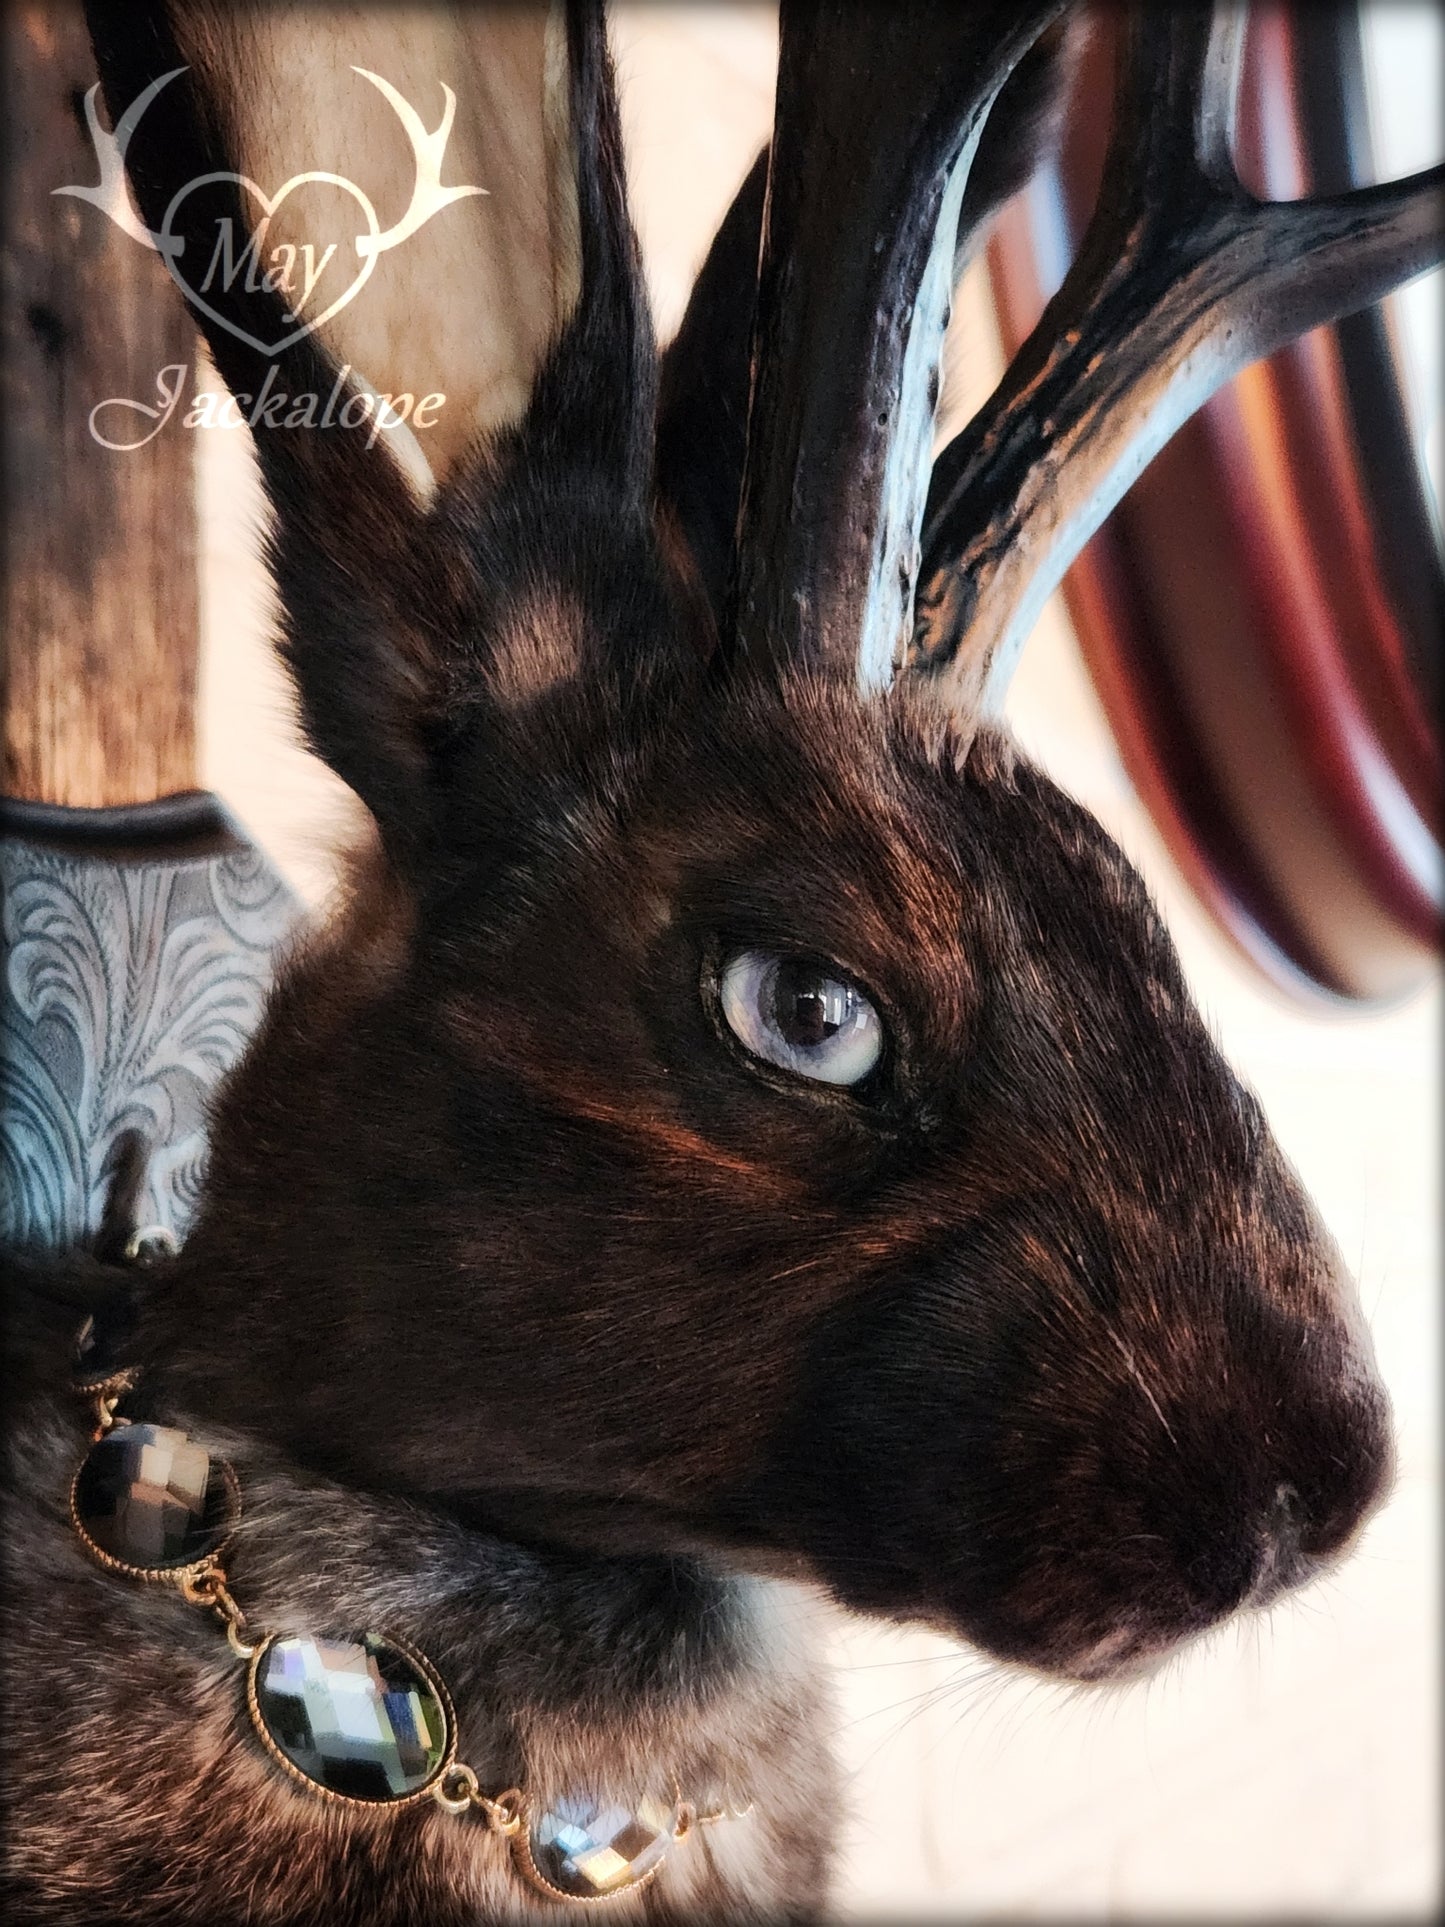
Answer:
(70, 1361, 139, 1401)
(511, 1795, 682, 1905)
(70, 1448, 241, 1586)
(245, 1629, 458, 1810)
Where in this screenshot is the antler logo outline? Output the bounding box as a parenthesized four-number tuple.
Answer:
(55, 67, 487, 358)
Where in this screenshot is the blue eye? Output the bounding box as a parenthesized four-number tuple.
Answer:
(717, 950, 884, 1088)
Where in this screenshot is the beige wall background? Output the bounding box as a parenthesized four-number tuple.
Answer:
(196, 8, 1439, 1918)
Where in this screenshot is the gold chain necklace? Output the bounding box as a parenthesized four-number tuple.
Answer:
(68, 1292, 750, 1908)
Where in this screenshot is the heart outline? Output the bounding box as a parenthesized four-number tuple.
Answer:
(158, 170, 381, 359)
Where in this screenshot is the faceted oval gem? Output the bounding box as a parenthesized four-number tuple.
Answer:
(251, 1633, 451, 1804)
(72, 1423, 234, 1572)
(523, 1792, 677, 1901)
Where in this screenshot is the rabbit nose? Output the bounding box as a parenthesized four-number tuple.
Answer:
(1247, 1482, 1314, 1605)
(1266, 1479, 1303, 1549)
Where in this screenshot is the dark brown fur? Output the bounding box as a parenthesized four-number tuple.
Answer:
(2, 6, 1392, 1922)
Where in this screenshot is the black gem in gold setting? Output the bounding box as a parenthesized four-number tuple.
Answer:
(64, 1333, 745, 1897)
(247, 1632, 455, 1806)
(71, 1423, 238, 1578)
(517, 1791, 679, 1901)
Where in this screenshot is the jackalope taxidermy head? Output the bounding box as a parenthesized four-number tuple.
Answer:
(7, 0, 1441, 1920)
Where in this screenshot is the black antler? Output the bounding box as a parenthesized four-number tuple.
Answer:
(912, 2, 1445, 716)
(729, 0, 1067, 689)
(724, 0, 1442, 719)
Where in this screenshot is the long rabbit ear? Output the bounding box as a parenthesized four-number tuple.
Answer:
(654, 17, 1080, 637)
(81, 1, 651, 866)
(654, 150, 767, 640)
(81, 2, 609, 493)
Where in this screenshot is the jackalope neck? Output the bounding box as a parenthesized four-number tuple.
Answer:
(127, 1246, 755, 1610)
(59, 1287, 824, 1915)
(111, 1266, 776, 1699)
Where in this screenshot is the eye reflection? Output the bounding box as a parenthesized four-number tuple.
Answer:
(717, 949, 884, 1088)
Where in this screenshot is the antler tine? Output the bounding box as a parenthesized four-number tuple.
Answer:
(912, 0, 1445, 718)
(52, 73, 185, 251)
(1106, 2, 1243, 196)
(729, 0, 1068, 691)
(351, 70, 487, 259)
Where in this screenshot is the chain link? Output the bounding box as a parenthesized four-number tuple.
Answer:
(179, 1563, 257, 1658)
(90, 1390, 128, 1440)
(695, 1796, 755, 1826)
(476, 1786, 525, 1835)
(432, 1766, 524, 1833)
(124, 1225, 179, 1266)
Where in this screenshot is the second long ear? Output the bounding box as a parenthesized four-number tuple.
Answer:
(655, 16, 1082, 636)
(83, 0, 653, 867)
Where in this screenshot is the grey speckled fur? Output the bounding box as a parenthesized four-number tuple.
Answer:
(1, 1273, 835, 1923)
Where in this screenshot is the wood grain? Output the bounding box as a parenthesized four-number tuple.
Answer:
(1, 3, 198, 807)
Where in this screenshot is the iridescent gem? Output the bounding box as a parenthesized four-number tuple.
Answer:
(72, 1423, 234, 1572)
(250, 1634, 451, 1803)
(522, 1792, 677, 1901)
